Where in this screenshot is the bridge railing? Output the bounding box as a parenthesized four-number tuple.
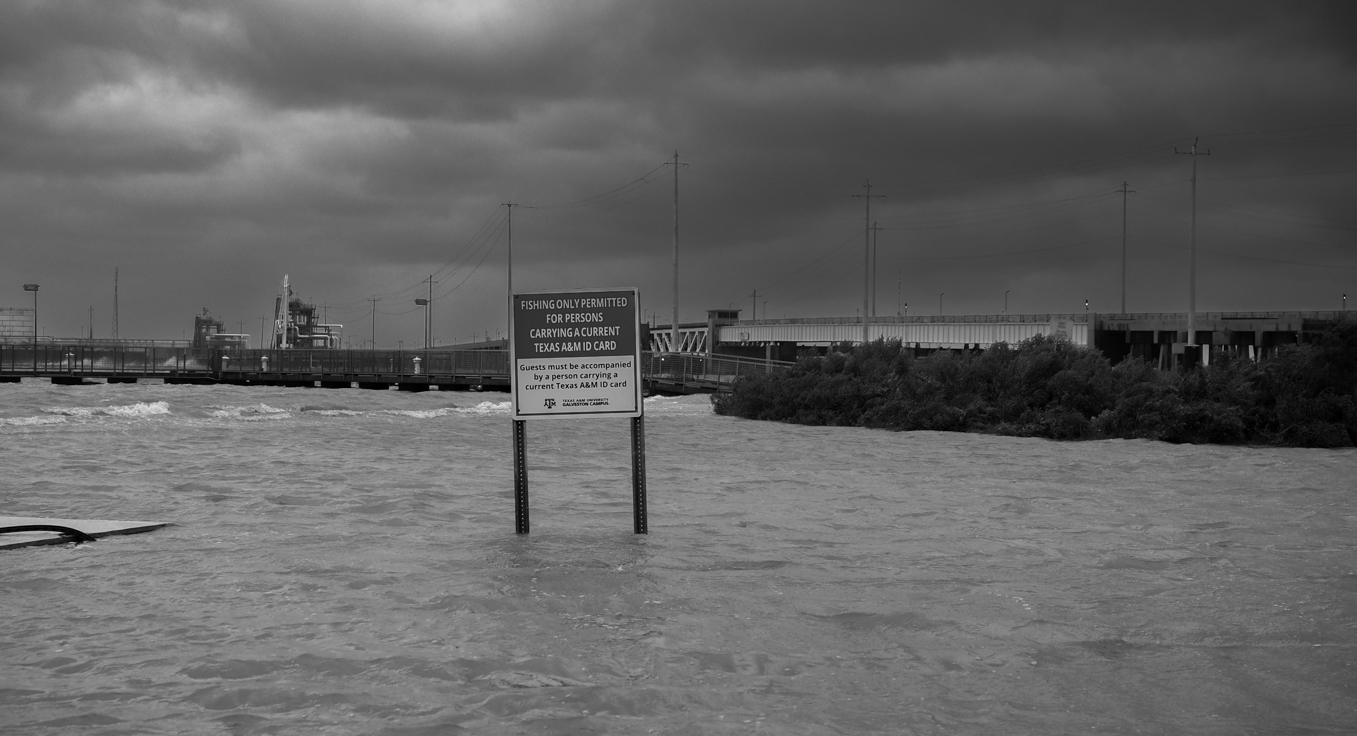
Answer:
(212, 349, 511, 377)
(0, 344, 511, 378)
(0, 344, 216, 375)
(642, 352, 795, 389)
(0, 345, 791, 392)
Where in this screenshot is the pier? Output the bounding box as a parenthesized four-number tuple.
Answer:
(0, 345, 792, 395)
(3, 310, 1342, 393)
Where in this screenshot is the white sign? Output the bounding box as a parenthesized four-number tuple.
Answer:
(510, 288, 642, 419)
(1049, 317, 1072, 341)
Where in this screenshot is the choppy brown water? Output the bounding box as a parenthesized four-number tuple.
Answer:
(2, 380, 1355, 734)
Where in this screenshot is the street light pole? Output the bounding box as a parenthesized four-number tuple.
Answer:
(423, 275, 437, 348)
(23, 284, 39, 374)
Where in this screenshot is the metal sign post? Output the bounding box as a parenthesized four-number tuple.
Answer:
(513, 419, 529, 534)
(509, 287, 646, 534)
(630, 415, 647, 534)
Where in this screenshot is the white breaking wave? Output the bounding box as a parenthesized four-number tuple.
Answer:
(208, 403, 291, 420)
(643, 394, 714, 416)
(311, 405, 500, 419)
(298, 407, 462, 419)
(456, 400, 512, 415)
(42, 401, 172, 419)
(381, 408, 462, 419)
(1, 415, 69, 427)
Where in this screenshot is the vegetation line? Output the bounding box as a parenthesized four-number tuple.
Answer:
(711, 321, 1357, 448)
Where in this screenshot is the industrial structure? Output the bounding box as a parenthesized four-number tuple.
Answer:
(191, 309, 249, 350)
(272, 275, 342, 349)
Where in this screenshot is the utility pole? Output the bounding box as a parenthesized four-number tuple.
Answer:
(750, 290, 759, 321)
(1116, 181, 1136, 314)
(897, 268, 902, 317)
(23, 283, 38, 373)
(113, 267, 119, 340)
(1176, 138, 1209, 356)
(369, 296, 380, 349)
(260, 316, 266, 349)
(502, 203, 518, 293)
(88, 306, 94, 340)
(425, 275, 438, 348)
(870, 221, 883, 317)
(502, 202, 517, 353)
(852, 181, 884, 343)
(664, 152, 687, 353)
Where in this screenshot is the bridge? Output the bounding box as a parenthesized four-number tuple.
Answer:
(650, 310, 1345, 369)
(0, 344, 792, 395)
(647, 312, 1092, 357)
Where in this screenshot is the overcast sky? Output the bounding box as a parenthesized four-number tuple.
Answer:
(3, 0, 1355, 346)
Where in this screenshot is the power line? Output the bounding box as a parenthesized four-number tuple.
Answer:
(521, 162, 669, 210)
(1201, 249, 1357, 271)
(759, 228, 862, 302)
(896, 236, 1117, 261)
(895, 204, 1122, 246)
(335, 160, 677, 321)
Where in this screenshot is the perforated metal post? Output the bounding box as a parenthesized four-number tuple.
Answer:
(513, 419, 529, 534)
(631, 415, 648, 534)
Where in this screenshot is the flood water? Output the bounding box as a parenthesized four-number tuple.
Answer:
(2, 380, 1355, 734)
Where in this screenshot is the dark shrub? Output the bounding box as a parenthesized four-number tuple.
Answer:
(711, 321, 1357, 448)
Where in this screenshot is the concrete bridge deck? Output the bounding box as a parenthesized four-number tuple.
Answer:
(651, 310, 1346, 368)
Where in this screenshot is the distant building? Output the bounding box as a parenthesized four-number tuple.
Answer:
(0, 307, 35, 343)
(192, 309, 249, 349)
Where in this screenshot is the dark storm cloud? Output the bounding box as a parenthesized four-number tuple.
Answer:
(649, 0, 1357, 64)
(1, 0, 1354, 344)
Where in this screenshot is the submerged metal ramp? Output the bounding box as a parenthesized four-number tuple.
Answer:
(0, 516, 170, 550)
